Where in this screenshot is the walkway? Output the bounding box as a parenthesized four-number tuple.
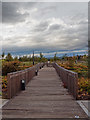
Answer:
(2, 66, 88, 118)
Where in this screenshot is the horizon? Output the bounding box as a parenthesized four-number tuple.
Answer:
(2, 51, 88, 59)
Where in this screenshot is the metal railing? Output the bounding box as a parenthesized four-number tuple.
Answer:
(7, 63, 44, 99)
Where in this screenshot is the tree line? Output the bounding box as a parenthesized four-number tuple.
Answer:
(1, 52, 88, 62)
(1, 52, 48, 62)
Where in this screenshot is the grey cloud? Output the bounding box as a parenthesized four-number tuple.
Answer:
(49, 24, 60, 31)
(33, 16, 87, 51)
(2, 2, 88, 57)
(78, 20, 88, 25)
(34, 21, 49, 32)
(40, 5, 57, 15)
(0, 2, 2, 23)
(2, 2, 36, 24)
(41, 5, 57, 11)
(2, 3, 27, 24)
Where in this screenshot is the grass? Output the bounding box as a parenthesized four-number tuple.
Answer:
(20, 61, 37, 66)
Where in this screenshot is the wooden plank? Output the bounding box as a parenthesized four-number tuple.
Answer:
(2, 66, 88, 118)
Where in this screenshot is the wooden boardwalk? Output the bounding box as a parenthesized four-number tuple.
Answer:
(2, 66, 88, 119)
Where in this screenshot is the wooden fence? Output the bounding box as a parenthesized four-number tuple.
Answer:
(52, 63, 78, 99)
(7, 63, 44, 99)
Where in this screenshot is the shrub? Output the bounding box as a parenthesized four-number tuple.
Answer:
(68, 58, 74, 68)
(2, 76, 7, 89)
(2, 61, 21, 76)
(5, 53, 13, 61)
(78, 77, 89, 95)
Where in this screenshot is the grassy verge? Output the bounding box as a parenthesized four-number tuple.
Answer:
(57, 60, 89, 100)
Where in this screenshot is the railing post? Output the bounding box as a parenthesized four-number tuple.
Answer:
(7, 74, 11, 99)
(74, 74, 78, 100)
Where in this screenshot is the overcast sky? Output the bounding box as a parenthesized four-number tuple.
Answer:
(2, 2, 88, 57)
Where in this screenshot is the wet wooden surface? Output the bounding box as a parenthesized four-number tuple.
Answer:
(2, 66, 88, 118)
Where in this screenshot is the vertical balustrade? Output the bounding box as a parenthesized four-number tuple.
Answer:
(53, 63, 78, 99)
(7, 63, 44, 99)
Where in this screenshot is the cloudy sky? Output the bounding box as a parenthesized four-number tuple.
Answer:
(2, 2, 88, 57)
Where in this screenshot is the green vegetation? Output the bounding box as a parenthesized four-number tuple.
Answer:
(1, 52, 48, 98)
(56, 54, 89, 100)
(2, 52, 48, 75)
(2, 61, 21, 76)
(1, 52, 89, 100)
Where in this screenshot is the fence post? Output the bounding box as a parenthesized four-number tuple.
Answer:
(7, 74, 11, 99)
(74, 74, 78, 100)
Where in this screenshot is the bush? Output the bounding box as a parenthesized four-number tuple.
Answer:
(2, 61, 21, 76)
(78, 77, 89, 96)
(68, 58, 74, 68)
(2, 76, 7, 89)
(5, 53, 13, 61)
